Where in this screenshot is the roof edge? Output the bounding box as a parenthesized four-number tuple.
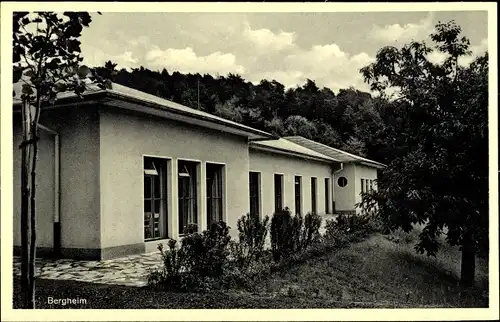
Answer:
(249, 142, 336, 164)
(104, 89, 275, 140)
(284, 135, 386, 168)
(13, 86, 276, 140)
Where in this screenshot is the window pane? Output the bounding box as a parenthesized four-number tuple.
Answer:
(311, 178, 317, 214)
(144, 176, 152, 198)
(274, 174, 283, 211)
(295, 176, 301, 215)
(153, 176, 161, 198)
(154, 199, 161, 213)
(144, 199, 152, 213)
(325, 178, 330, 214)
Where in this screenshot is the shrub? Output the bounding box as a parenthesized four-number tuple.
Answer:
(324, 212, 380, 246)
(182, 221, 232, 279)
(148, 221, 232, 291)
(270, 207, 295, 261)
(234, 212, 270, 269)
(302, 212, 322, 249)
(270, 208, 323, 261)
(147, 239, 186, 290)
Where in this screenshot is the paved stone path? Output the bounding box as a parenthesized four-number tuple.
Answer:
(13, 252, 163, 287)
(12, 215, 338, 288)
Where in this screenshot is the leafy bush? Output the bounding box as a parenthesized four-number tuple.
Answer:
(234, 212, 270, 269)
(270, 207, 295, 261)
(147, 239, 186, 290)
(270, 208, 323, 261)
(302, 212, 322, 249)
(181, 221, 231, 279)
(148, 221, 232, 291)
(324, 212, 380, 246)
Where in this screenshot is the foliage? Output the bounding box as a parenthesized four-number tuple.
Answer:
(181, 221, 232, 279)
(270, 208, 294, 261)
(359, 20, 488, 287)
(232, 213, 270, 270)
(149, 221, 233, 291)
(301, 212, 323, 249)
(270, 208, 323, 261)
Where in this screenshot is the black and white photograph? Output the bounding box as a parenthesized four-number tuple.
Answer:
(0, 1, 498, 320)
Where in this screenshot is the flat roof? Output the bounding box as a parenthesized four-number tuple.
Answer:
(250, 138, 338, 163)
(13, 81, 276, 141)
(284, 136, 386, 169)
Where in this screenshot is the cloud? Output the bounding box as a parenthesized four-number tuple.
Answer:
(426, 37, 488, 67)
(244, 43, 374, 92)
(242, 22, 296, 52)
(370, 13, 434, 43)
(81, 46, 141, 70)
(128, 36, 150, 47)
(247, 70, 305, 88)
(281, 44, 374, 91)
(458, 37, 488, 67)
(145, 46, 245, 75)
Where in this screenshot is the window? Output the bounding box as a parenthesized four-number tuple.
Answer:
(274, 174, 284, 212)
(178, 160, 198, 234)
(338, 177, 348, 187)
(206, 163, 224, 225)
(294, 176, 302, 215)
(324, 178, 330, 214)
(249, 172, 260, 216)
(365, 179, 369, 194)
(361, 179, 365, 193)
(369, 180, 374, 192)
(144, 157, 168, 240)
(311, 177, 317, 214)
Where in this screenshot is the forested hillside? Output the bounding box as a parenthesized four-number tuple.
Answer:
(93, 62, 393, 164)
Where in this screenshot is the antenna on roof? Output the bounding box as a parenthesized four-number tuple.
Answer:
(197, 74, 200, 109)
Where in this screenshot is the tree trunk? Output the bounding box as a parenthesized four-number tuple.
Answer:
(20, 100, 39, 309)
(20, 101, 31, 308)
(460, 231, 476, 290)
(28, 120, 39, 309)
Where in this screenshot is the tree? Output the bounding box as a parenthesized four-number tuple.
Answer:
(359, 21, 488, 290)
(213, 96, 244, 123)
(13, 11, 108, 309)
(283, 115, 318, 139)
(341, 136, 366, 157)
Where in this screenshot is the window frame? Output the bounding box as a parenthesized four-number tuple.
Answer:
(143, 156, 169, 241)
(177, 159, 200, 235)
(338, 176, 348, 188)
(249, 171, 261, 217)
(206, 162, 225, 226)
(274, 173, 285, 213)
(294, 175, 302, 215)
(324, 177, 330, 214)
(311, 177, 317, 214)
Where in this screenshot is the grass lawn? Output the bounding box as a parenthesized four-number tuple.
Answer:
(253, 232, 488, 308)
(13, 230, 488, 309)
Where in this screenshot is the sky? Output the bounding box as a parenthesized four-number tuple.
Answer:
(79, 11, 488, 93)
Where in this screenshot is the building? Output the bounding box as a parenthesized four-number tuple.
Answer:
(12, 82, 384, 260)
(284, 136, 385, 214)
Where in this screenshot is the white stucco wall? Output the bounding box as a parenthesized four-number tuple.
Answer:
(354, 163, 378, 212)
(333, 163, 356, 212)
(13, 122, 55, 248)
(98, 108, 250, 249)
(249, 148, 333, 218)
(13, 108, 101, 250)
(333, 163, 378, 213)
